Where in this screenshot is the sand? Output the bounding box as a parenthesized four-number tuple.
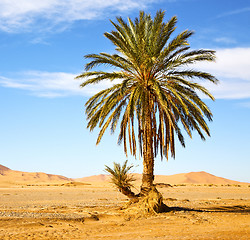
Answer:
(0, 182, 249, 239)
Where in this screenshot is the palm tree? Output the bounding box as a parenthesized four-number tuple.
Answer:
(104, 160, 136, 199)
(76, 10, 218, 196)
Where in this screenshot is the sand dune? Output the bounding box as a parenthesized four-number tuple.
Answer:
(0, 164, 71, 183)
(154, 171, 246, 184)
(76, 174, 110, 182)
(1, 164, 248, 185)
(77, 171, 248, 185)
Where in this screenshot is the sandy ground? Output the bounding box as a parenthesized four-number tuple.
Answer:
(0, 182, 249, 239)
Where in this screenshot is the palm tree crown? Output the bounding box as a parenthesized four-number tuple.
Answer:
(76, 10, 218, 192)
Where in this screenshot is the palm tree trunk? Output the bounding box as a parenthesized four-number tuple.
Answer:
(140, 101, 154, 195)
(120, 187, 136, 199)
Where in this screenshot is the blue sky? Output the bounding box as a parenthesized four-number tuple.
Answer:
(0, 0, 249, 182)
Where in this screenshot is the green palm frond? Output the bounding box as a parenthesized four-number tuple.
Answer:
(76, 10, 218, 161)
(104, 160, 136, 190)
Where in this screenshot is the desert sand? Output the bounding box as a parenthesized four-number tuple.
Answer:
(0, 164, 250, 239)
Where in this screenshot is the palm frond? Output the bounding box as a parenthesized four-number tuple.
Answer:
(104, 160, 136, 190)
(76, 10, 218, 162)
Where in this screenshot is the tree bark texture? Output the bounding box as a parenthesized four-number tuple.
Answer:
(120, 186, 136, 199)
(140, 96, 155, 195)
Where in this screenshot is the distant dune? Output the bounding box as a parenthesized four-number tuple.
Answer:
(153, 171, 248, 184)
(76, 174, 110, 182)
(0, 164, 10, 173)
(1, 164, 248, 185)
(76, 171, 248, 185)
(0, 164, 71, 184)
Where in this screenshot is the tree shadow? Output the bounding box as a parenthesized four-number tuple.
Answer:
(204, 205, 250, 213)
(162, 205, 203, 213)
(162, 204, 250, 214)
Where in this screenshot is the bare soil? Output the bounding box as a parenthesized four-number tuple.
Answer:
(0, 182, 249, 239)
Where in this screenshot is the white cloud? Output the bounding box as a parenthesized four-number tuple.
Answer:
(0, 0, 158, 33)
(196, 48, 250, 99)
(0, 71, 113, 97)
(202, 48, 250, 80)
(201, 80, 250, 99)
(1, 48, 250, 99)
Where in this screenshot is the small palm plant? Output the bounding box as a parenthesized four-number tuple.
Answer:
(105, 160, 136, 199)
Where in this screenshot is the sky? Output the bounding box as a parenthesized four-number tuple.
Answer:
(0, 0, 250, 182)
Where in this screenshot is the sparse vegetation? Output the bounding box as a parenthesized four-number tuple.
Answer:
(174, 184, 187, 187)
(105, 160, 136, 199)
(155, 183, 172, 188)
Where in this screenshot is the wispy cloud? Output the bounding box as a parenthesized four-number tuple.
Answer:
(1, 48, 250, 99)
(214, 37, 236, 45)
(0, 0, 158, 33)
(216, 7, 250, 18)
(0, 71, 112, 97)
(237, 101, 250, 109)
